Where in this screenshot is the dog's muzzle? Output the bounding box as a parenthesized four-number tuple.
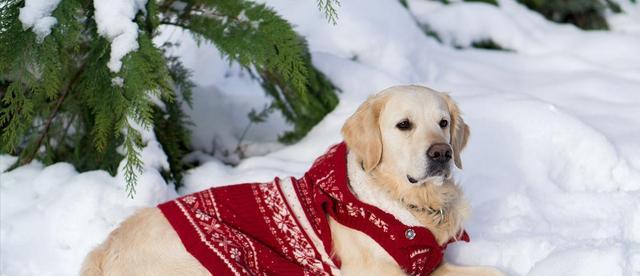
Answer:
(426, 143, 451, 177)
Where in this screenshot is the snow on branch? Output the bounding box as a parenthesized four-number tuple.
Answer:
(18, 0, 62, 41)
(93, 0, 147, 73)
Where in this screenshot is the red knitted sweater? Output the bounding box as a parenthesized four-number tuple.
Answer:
(158, 143, 468, 275)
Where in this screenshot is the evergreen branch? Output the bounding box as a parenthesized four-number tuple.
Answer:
(123, 125, 143, 198)
(21, 63, 85, 165)
(163, 0, 178, 11)
(234, 104, 273, 158)
(162, 0, 309, 93)
(159, 20, 190, 29)
(317, 0, 340, 25)
(20, 89, 66, 165)
(58, 113, 76, 148)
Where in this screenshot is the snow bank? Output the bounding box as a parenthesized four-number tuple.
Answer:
(0, 98, 175, 275)
(609, 0, 640, 35)
(93, 0, 147, 72)
(18, 0, 62, 41)
(407, 0, 640, 70)
(2, 0, 640, 275)
(0, 158, 176, 275)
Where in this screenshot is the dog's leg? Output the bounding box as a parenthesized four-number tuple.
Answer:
(329, 218, 406, 276)
(431, 262, 505, 276)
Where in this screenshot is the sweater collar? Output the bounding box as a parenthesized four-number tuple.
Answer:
(302, 142, 469, 275)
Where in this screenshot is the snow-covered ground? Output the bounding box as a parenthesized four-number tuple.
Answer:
(2, 0, 640, 275)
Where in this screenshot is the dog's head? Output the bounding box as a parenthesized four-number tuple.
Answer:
(342, 85, 470, 187)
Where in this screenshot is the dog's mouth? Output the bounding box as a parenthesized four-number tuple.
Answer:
(428, 168, 450, 178)
(407, 167, 451, 184)
(407, 175, 420, 184)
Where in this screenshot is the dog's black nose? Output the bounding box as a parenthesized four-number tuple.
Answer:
(427, 143, 452, 163)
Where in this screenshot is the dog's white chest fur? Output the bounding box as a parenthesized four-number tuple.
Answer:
(346, 152, 423, 227)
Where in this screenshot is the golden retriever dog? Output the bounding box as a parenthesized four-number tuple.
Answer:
(81, 85, 502, 275)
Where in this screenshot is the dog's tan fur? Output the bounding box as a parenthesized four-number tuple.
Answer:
(81, 208, 208, 276)
(81, 85, 502, 275)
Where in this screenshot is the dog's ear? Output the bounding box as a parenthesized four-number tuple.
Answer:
(443, 94, 470, 169)
(341, 96, 384, 172)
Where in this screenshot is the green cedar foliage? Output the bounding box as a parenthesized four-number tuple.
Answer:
(429, 0, 498, 6)
(469, 39, 512, 51)
(160, 0, 340, 144)
(463, 0, 498, 6)
(0, 0, 339, 196)
(516, 0, 633, 30)
(259, 38, 339, 143)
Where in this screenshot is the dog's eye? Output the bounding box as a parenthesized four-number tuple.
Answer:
(396, 119, 412, 131)
(439, 119, 448, 128)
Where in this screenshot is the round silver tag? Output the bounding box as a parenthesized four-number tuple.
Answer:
(405, 228, 416, 240)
